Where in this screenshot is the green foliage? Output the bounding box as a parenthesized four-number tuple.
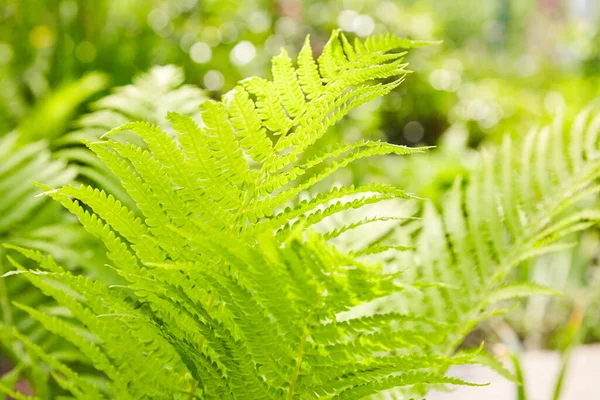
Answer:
(2, 1, 600, 397)
(14, 72, 109, 144)
(0, 136, 75, 239)
(0, 70, 111, 265)
(0, 65, 209, 399)
(62, 65, 207, 144)
(4, 22, 598, 398)
(2, 31, 477, 399)
(0, 134, 106, 400)
(55, 65, 208, 207)
(386, 104, 600, 361)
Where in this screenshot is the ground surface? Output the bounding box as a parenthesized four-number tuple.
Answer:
(428, 344, 600, 399)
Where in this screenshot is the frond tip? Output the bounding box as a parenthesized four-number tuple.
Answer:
(94, 30, 432, 231)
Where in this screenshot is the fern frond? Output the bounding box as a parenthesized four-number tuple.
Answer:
(3, 327, 101, 399)
(256, 140, 427, 195)
(84, 31, 428, 237)
(224, 87, 274, 162)
(63, 65, 207, 143)
(12, 302, 128, 397)
(323, 216, 412, 240)
(272, 48, 306, 117)
(297, 36, 323, 100)
(199, 100, 254, 184)
(242, 77, 291, 134)
(264, 183, 415, 238)
(393, 104, 600, 364)
(1, 31, 485, 400)
(0, 137, 76, 232)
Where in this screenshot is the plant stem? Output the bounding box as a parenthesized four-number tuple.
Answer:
(287, 328, 307, 400)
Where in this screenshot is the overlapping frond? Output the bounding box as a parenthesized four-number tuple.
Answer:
(0, 135, 111, 375)
(54, 65, 209, 206)
(0, 135, 75, 234)
(60, 65, 207, 145)
(85, 30, 428, 235)
(1, 32, 480, 399)
(0, 81, 122, 399)
(4, 229, 478, 399)
(390, 105, 600, 359)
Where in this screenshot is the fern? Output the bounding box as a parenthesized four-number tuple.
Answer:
(60, 65, 207, 144)
(0, 136, 75, 235)
(0, 132, 108, 400)
(55, 65, 208, 205)
(0, 66, 207, 398)
(371, 105, 600, 397)
(0, 31, 484, 399)
(90, 30, 429, 233)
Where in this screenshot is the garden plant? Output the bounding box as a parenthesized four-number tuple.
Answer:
(1, 2, 600, 399)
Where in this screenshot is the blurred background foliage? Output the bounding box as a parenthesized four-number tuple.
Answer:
(1, 0, 600, 362)
(1, 0, 599, 144)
